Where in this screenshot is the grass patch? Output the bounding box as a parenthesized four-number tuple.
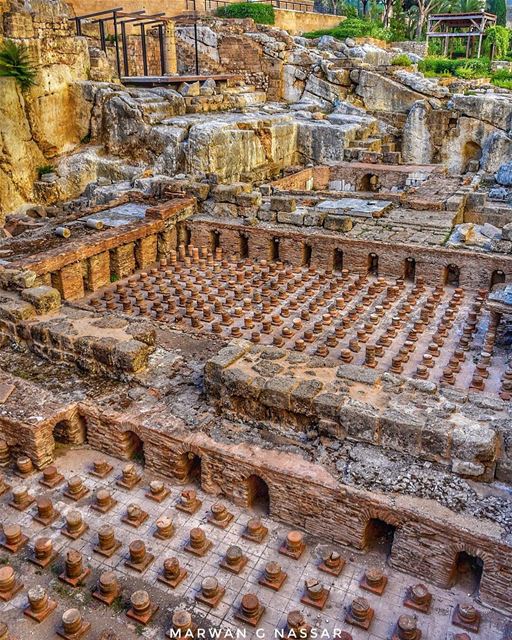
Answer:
(491, 68, 512, 89)
(391, 53, 412, 66)
(215, 2, 275, 24)
(37, 164, 54, 179)
(304, 17, 391, 42)
(418, 56, 491, 77)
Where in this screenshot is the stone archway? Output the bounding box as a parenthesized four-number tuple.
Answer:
(171, 445, 202, 486)
(490, 269, 505, 289)
(363, 518, 397, 558)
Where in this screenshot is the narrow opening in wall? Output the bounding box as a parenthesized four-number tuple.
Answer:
(247, 474, 270, 515)
(270, 237, 280, 261)
(303, 243, 312, 267)
(184, 226, 192, 248)
(490, 269, 505, 289)
(445, 264, 460, 287)
(363, 518, 396, 559)
(239, 234, 249, 259)
(53, 420, 72, 445)
(404, 257, 416, 282)
(210, 230, 220, 252)
(462, 141, 482, 172)
(333, 248, 344, 272)
(451, 551, 484, 596)
(188, 453, 202, 486)
(124, 430, 144, 464)
(360, 173, 379, 192)
(368, 253, 379, 276)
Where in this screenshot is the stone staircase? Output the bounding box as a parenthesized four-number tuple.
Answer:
(344, 130, 401, 164)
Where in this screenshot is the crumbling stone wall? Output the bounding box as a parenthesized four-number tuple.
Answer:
(0, 0, 92, 216)
(204, 343, 505, 482)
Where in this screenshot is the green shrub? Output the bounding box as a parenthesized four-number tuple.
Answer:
(215, 2, 275, 24)
(491, 67, 512, 89)
(0, 39, 36, 90)
(304, 17, 391, 41)
(391, 53, 412, 66)
(37, 164, 54, 179)
(419, 56, 490, 78)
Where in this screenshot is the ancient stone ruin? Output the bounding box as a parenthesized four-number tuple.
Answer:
(0, 0, 511, 638)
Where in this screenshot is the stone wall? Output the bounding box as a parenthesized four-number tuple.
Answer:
(273, 7, 341, 35)
(0, 293, 156, 377)
(204, 343, 504, 482)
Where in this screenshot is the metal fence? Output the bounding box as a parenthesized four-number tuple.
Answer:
(185, 0, 316, 13)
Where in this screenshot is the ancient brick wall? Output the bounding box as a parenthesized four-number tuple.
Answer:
(76, 396, 512, 614)
(8, 198, 195, 301)
(190, 219, 512, 290)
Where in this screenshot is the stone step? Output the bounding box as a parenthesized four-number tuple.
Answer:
(355, 137, 382, 152)
(138, 100, 178, 124)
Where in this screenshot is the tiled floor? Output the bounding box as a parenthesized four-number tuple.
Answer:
(84, 257, 507, 397)
(0, 448, 509, 639)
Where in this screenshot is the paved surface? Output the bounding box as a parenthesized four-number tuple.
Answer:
(0, 448, 510, 639)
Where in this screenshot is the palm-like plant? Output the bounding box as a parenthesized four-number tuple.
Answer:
(0, 40, 37, 90)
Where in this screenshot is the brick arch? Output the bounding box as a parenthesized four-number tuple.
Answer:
(170, 442, 203, 484)
(360, 506, 404, 530)
(118, 427, 145, 461)
(446, 540, 496, 571)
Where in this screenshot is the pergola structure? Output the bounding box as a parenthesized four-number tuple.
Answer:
(426, 11, 497, 58)
(71, 8, 173, 77)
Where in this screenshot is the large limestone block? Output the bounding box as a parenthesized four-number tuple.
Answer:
(185, 115, 298, 181)
(402, 100, 434, 164)
(0, 78, 45, 216)
(25, 73, 93, 156)
(297, 121, 359, 164)
(449, 93, 512, 132)
(353, 69, 433, 113)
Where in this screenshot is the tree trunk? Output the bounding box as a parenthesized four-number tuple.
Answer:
(416, 6, 425, 40)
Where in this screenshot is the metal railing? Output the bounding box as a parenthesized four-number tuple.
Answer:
(185, 0, 316, 13)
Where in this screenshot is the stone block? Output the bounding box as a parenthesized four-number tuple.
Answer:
(313, 393, 345, 420)
(21, 286, 61, 313)
(380, 409, 422, 454)
(0, 299, 36, 322)
(339, 399, 378, 444)
(112, 340, 151, 373)
(277, 211, 304, 225)
(270, 196, 296, 213)
(324, 215, 353, 232)
(260, 377, 297, 411)
(86, 252, 110, 291)
(290, 379, 323, 415)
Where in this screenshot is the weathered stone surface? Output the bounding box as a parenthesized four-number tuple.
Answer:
(402, 101, 433, 164)
(496, 162, 512, 187)
(353, 70, 435, 113)
(20, 286, 61, 313)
